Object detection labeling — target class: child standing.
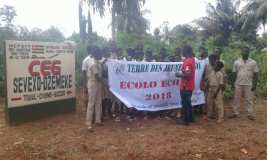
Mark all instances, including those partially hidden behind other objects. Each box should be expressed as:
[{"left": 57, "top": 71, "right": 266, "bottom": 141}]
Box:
[{"left": 207, "top": 61, "right": 225, "bottom": 123}]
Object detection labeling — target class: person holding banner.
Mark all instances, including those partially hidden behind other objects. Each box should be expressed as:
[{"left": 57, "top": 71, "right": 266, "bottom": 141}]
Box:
[
  {"left": 144, "top": 48, "right": 155, "bottom": 62},
  {"left": 127, "top": 47, "right": 146, "bottom": 121},
  {"left": 174, "top": 47, "right": 182, "bottom": 62},
  {"left": 82, "top": 46, "right": 95, "bottom": 111},
  {"left": 143, "top": 48, "right": 155, "bottom": 120},
  {"left": 101, "top": 48, "right": 113, "bottom": 119},
  {"left": 175, "top": 45, "right": 196, "bottom": 126},
  {"left": 168, "top": 47, "right": 181, "bottom": 63},
  {"left": 173, "top": 47, "right": 182, "bottom": 119},
  {"left": 156, "top": 47, "right": 171, "bottom": 119},
  {"left": 198, "top": 46, "right": 209, "bottom": 119},
  {"left": 83, "top": 47, "right": 103, "bottom": 131},
  {"left": 109, "top": 48, "right": 124, "bottom": 122},
  {"left": 157, "top": 47, "right": 169, "bottom": 62}
]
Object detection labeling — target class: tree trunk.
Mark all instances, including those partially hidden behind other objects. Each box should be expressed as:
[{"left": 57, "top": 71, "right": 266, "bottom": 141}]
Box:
[
  {"left": 79, "top": 0, "right": 86, "bottom": 43},
  {"left": 78, "top": 1, "right": 84, "bottom": 42},
  {"left": 111, "top": 3, "right": 116, "bottom": 41},
  {"left": 87, "top": 8, "right": 93, "bottom": 39}
]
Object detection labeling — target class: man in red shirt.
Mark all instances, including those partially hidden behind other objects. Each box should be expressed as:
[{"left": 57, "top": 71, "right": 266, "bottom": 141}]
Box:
[{"left": 176, "top": 45, "right": 196, "bottom": 125}]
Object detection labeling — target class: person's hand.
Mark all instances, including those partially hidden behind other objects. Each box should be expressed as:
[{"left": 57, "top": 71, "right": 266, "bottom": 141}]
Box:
[
  {"left": 221, "top": 84, "right": 226, "bottom": 91},
  {"left": 205, "top": 87, "right": 209, "bottom": 93},
  {"left": 175, "top": 72, "right": 182, "bottom": 77},
  {"left": 96, "top": 75, "right": 102, "bottom": 82},
  {"left": 103, "top": 58, "right": 108, "bottom": 64},
  {"left": 205, "top": 85, "right": 210, "bottom": 92},
  {"left": 200, "top": 83, "right": 206, "bottom": 91},
  {"left": 107, "top": 84, "right": 111, "bottom": 90},
  {"left": 231, "top": 84, "right": 235, "bottom": 90},
  {"left": 83, "top": 86, "right": 88, "bottom": 95}
]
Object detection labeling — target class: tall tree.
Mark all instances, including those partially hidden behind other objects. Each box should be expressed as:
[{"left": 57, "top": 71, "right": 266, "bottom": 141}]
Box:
[
  {"left": 87, "top": 0, "right": 149, "bottom": 40},
  {"left": 114, "top": 0, "right": 149, "bottom": 35},
  {"left": 111, "top": 1, "right": 116, "bottom": 40},
  {"left": 196, "top": 0, "right": 242, "bottom": 45},
  {"left": 87, "top": 7, "right": 93, "bottom": 38},
  {"left": 79, "top": 0, "right": 87, "bottom": 42},
  {"left": 170, "top": 24, "right": 197, "bottom": 43},
  {"left": 0, "top": 5, "right": 17, "bottom": 96},
  {"left": 242, "top": 0, "right": 267, "bottom": 33},
  {"left": 41, "top": 26, "right": 65, "bottom": 42},
  {"left": 0, "top": 5, "right": 17, "bottom": 28}
]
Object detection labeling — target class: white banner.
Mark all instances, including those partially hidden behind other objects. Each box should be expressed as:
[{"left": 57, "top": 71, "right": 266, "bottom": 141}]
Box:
[
  {"left": 6, "top": 40, "right": 76, "bottom": 108},
  {"left": 108, "top": 59, "right": 207, "bottom": 111}
]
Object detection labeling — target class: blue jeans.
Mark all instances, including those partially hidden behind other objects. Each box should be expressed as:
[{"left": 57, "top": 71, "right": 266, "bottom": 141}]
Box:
[{"left": 180, "top": 90, "right": 194, "bottom": 123}]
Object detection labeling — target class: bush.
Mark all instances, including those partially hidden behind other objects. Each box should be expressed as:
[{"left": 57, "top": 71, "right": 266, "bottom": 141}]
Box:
[
  {"left": 252, "top": 52, "right": 267, "bottom": 97},
  {"left": 1, "top": 30, "right": 267, "bottom": 99},
  {"left": 220, "top": 40, "right": 267, "bottom": 98},
  {"left": 75, "top": 43, "right": 87, "bottom": 87}
]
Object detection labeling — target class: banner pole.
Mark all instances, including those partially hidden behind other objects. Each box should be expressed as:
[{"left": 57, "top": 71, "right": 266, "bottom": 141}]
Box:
[{"left": 4, "top": 41, "right": 11, "bottom": 125}]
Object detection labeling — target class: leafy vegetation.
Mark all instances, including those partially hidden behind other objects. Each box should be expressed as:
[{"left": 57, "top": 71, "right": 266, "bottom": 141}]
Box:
[{"left": 1, "top": 0, "right": 267, "bottom": 97}]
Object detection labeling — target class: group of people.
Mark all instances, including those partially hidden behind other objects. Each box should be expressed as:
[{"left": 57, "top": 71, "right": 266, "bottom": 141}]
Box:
[{"left": 82, "top": 44, "right": 259, "bottom": 131}]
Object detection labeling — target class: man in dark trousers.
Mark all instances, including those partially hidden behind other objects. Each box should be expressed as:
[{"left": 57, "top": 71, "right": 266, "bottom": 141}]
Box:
[{"left": 176, "top": 45, "right": 196, "bottom": 126}]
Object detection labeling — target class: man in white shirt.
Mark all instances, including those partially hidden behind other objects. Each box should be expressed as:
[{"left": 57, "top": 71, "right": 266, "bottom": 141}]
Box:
[
  {"left": 197, "top": 46, "right": 209, "bottom": 119},
  {"left": 82, "top": 46, "right": 103, "bottom": 131},
  {"left": 82, "top": 47, "right": 94, "bottom": 111}
]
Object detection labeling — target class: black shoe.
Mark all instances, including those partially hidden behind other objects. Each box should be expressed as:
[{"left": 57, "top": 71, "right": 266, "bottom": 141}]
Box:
[
  {"left": 183, "top": 122, "right": 190, "bottom": 126},
  {"left": 87, "top": 126, "right": 94, "bottom": 132},
  {"left": 176, "top": 119, "right": 189, "bottom": 126},
  {"left": 96, "top": 122, "right": 104, "bottom": 126},
  {"left": 176, "top": 118, "right": 183, "bottom": 125},
  {"left": 229, "top": 114, "right": 238, "bottom": 119},
  {"left": 248, "top": 115, "right": 255, "bottom": 121},
  {"left": 208, "top": 116, "right": 216, "bottom": 119}
]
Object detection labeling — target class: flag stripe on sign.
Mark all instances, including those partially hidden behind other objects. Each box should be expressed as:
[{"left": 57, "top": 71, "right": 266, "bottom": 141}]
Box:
[
  {"left": 32, "top": 45, "right": 44, "bottom": 53},
  {"left": 11, "top": 97, "right": 22, "bottom": 101},
  {"left": 32, "top": 45, "right": 44, "bottom": 48},
  {"left": 67, "top": 91, "right": 72, "bottom": 95}
]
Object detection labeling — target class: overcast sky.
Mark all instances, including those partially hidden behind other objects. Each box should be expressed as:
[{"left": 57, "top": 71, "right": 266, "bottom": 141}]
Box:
[{"left": 0, "top": 0, "right": 215, "bottom": 38}]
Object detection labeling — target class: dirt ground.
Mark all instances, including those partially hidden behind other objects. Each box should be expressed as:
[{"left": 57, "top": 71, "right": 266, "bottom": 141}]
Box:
[{"left": 0, "top": 95, "right": 267, "bottom": 160}]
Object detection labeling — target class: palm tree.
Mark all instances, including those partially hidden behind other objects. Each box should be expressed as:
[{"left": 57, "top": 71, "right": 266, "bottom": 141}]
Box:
[
  {"left": 87, "top": 7, "right": 93, "bottom": 39},
  {"left": 242, "top": 0, "right": 267, "bottom": 33},
  {"left": 0, "top": 5, "right": 17, "bottom": 28},
  {"left": 87, "top": 0, "right": 149, "bottom": 40},
  {"left": 79, "top": 0, "right": 87, "bottom": 42},
  {"left": 196, "top": 0, "right": 242, "bottom": 45},
  {"left": 115, "top": 0, "right": 149, "bottom": 35}
]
